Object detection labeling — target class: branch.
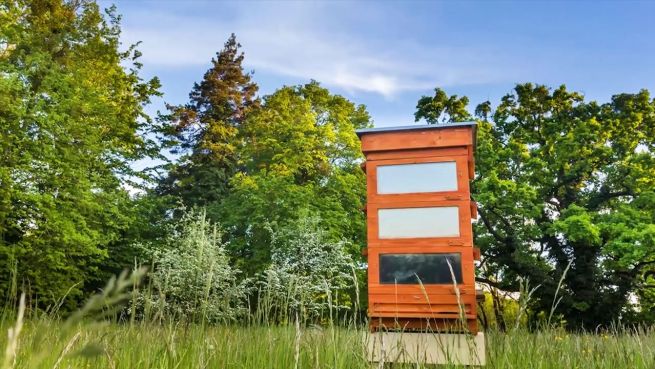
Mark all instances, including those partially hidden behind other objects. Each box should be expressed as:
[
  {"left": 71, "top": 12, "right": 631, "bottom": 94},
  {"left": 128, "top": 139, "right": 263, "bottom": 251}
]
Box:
[
  {"left": 634, "top": 259, "right": 655, "bottom": 271},
  {"left": 476, "top": 277, "right": 517, "bottom": 292},
  {"left": 587, "top": 189, "right": 633, "bottom": 210},
  {"left": 477, "top": 206, "right": 510, "bottom": 243},
  {"left": 478, "top": 255, "right": 490, "bottom": 270},
  {"left": 487, "top": 205, "right": 513, "bottom": 230}
]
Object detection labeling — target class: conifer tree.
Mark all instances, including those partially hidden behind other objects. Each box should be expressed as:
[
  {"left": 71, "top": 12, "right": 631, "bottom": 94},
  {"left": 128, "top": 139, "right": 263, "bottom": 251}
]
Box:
[{"left": 159, "top": 34, "right": 259, "bottom": 207}]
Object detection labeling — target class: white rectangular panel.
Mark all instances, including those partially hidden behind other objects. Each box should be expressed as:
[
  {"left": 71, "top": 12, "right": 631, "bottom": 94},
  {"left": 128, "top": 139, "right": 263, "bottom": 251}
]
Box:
[
  {"left": 377, "top": 162, "right": 457, "bottom": 194},
  {"left": 378, "top": 207, "right": 460, "bottom": 239}
]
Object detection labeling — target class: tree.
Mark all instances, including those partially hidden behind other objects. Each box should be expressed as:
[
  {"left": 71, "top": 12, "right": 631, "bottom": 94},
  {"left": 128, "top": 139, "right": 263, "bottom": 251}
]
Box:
[
  {"left": 416, "top": 84, "right": 655, "bottom": 329},
  {"left": 158, "top": 34, "right": 259, "bottom": 207},
  {"left": 95, "top": 191, "right": 177, "bottom": 289},
  {"left": 0, "top": 0, "right": 160, "bottom": 306},
  {"left": 216, "top": 82, "right": 371, "bottom": 275},
  {"left": 415, "top": 88, "right": 472, "bottom": 124}
]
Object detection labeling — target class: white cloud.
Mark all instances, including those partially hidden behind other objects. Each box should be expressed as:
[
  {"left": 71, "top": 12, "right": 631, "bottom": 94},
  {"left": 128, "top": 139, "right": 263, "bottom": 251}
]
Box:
[{"left": 119, "top": 2, "right": 527, "bottom": 97}]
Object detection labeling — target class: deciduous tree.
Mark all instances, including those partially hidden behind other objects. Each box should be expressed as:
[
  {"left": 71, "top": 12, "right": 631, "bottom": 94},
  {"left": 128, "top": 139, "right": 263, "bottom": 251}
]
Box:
[
  {"left": 216, "top": 82, "right": 371, "bottom": 275},
  {"left": 416, "top": 84, "right": 655, "bottom": 328},
  {"left": 0, "top": 0, "right": 160, "bottom": 306}
]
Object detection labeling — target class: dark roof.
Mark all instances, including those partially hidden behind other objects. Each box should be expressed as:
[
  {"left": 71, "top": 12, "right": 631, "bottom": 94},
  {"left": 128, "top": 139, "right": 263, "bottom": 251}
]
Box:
[{"left": 355, "top": 121, "right": 477, "bottom": 137}]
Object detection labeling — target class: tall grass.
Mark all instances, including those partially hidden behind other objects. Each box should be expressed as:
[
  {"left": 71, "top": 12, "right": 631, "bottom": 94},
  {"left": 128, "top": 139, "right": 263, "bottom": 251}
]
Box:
[
  {"left": 1, "top": 216, "right": 653, "bottom": 367},
  {"left": 1, "top": 319, "right": 654, "bottom": 368},
  {"left": 2, "top": 264, "right": 654, "bottom": 368},
  {"left": 2, "top": 266, "right": 654, "bottom": 369}
]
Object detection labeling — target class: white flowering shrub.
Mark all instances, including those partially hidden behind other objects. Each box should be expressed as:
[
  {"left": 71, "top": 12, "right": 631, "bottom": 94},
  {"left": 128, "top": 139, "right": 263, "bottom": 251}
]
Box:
[
  {"left": 142, "top": 210, "right": 248, "bottom": 323},
  {"left": 257, "top": 216, "right": 357, "bottom": 324}
]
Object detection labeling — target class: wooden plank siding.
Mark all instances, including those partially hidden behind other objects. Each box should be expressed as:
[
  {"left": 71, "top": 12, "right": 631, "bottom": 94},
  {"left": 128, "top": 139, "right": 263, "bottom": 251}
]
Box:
[{"left": 358, "top": 124, "right": 478, "bottom": 333}]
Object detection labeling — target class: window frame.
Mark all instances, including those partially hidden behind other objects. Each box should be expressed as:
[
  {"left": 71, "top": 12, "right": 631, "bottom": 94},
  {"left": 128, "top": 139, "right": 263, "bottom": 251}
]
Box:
[
  {"left": 366, "top": 246, "right": 476, "bottom": 292},
  {"left": 366, "top": 155, "right": 470, "bottom": 204},
  {"left": 377, "top": 206, "right": 461, "bottom": 239},
  {"left": 378, "top": 252, "right": 463, "bottom": 285},
  {"left": 367, "top": 200, "right": 473, "bottom": 246},
  {"left": 376, "top": 161, "right": 459, "bottom": 195}
]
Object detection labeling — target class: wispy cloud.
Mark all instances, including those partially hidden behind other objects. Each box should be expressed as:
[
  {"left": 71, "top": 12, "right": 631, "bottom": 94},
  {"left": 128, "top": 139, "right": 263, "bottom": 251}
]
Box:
[{"left": 119, "top": 2, "right": 527, "bottom": 98}]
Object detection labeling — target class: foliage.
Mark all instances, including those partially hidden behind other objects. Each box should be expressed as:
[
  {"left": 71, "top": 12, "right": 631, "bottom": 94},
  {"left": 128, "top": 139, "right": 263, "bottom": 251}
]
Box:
[
  {"left": 477, "top": 291, "right": 523, "bottom": 331},
  {"left": 416, "top": 84, "right": 655, "bottom": 329},
  {"left": 2, "top": 318, "right": 655, "bottom": 368},
  {"left": 158, "top": 34, "right": 260, "bottom": 207},
  {"left": 141, "top": 210, "right": 248, "bottom": 323},
  {"left": 257, "top": 216, "right": 357, "bottom": 324},
  {"left": 2, "top": 0, "right": 653, "bottom": 332},
  {"left": 215, "top": 82, "right": 371, "bottom": 275},
  {"left": 415, "top": 88, "right": 471, "bottom": 124},
  {"left": 94, "top": 192, "right": 177, "bottom": 289},
  {"left": 0, "top": 0, "right": 160, "bottom": 307}
]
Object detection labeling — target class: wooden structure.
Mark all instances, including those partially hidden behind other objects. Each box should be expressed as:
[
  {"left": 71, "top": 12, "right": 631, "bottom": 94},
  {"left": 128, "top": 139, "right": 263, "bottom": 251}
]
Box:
[{"left": 357, "top": 122, "right": 480, "bottom": 334}]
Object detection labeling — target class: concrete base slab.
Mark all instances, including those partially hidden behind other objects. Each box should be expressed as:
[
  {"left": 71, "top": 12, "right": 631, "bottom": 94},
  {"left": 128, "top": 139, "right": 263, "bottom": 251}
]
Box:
[{"left": 365, "top": 331, "right": 485, "bottom": 366}]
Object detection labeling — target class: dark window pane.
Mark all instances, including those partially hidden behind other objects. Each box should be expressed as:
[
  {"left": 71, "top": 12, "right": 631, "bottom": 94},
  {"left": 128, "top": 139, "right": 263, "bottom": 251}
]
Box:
[{"left": 379, "top": 253, "right": 462, "bottom": 284}]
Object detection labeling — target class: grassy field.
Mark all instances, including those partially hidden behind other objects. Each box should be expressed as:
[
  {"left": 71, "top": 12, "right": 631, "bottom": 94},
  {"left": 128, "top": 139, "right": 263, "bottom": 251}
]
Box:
[
  {"left": 1, "top": 272, "right": 653, "bottom": 368},
  {"left": 2, "top": 318, "right": 654, "bottom": 369}
]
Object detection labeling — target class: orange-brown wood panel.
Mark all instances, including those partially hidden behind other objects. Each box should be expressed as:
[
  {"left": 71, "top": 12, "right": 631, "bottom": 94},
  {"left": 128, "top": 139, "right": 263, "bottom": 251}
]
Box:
[
  {"left": 370, "top": 317, "right": 478, "bottom": 333},
  {"left": 467, "top": 144, "right": 475, "bottom": 179},
  {"left": 365, "top": 147, "right": 468, "bottom": 161},
  {"left": 369, "top": 285, "right": 477, "bottom": 295},
  {"left": 369, "top": 300, "right": 476, "bottom": 314},
  {"left": 366, "top": 244, "right": 475, "bottom": 252},
  {"left": 370, "top": 312, "right": 476, "bottom": 319},
  {"left": 370, "top": 293, "right": 476, "bottom": 305},
  {"left": 359, "top": 124, "right": 478, "bottom": 334},
  {"left": 372, "top": 303, "right": 471, "bottom": 314},
  {"left": 361, "top": 127, "right": 473, "bottom": 153}
]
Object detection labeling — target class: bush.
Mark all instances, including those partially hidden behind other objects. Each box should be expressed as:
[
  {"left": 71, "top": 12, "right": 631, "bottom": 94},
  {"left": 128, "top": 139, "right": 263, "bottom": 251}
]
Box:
[
  {"left": 256, "top": 216, "right": 357, "bottom": 324},
  {"left": 140, "top": 210, "right": 248, "bottom": 323}
]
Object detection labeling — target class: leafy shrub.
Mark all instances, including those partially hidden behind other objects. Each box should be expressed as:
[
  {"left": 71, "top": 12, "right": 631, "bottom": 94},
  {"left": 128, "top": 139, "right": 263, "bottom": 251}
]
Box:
[
  {"left": 140, "top": 210, "right": 248, "bottom": 323},
  {"left": 256, "top": 215, "right": 357, "bottom": 324}
]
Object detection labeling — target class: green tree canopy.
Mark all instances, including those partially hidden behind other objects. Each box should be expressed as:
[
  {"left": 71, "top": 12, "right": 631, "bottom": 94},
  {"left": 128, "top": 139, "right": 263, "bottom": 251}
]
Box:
[
  {"left": 0, "top": 0, "right": 160, "bottom": 306},
  {"left": 415, "top": 87, "right": 471, "bottom": 124},
  {"left": 215, "top": 82, "right": 371, "bottom": 275},
  {"left": 416, "top": 84, "right": 655, "bottom": 328}
]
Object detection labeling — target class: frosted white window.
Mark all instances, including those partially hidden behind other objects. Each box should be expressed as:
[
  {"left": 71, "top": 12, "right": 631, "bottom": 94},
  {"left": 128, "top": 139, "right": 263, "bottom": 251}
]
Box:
[
  {"left": 378, "top": 207, "right": 460, "bottom": 239},
  {"left": 377, "top": 162, "right": 457, "bottom": 194}
]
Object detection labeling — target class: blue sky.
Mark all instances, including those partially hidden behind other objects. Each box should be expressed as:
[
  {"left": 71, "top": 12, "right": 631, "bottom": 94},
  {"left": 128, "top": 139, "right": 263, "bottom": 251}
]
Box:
[{"left": 107, "top": 0, "right": 655, "bottom": 128}]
